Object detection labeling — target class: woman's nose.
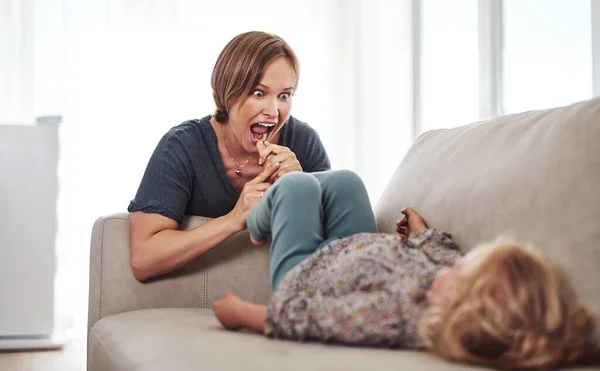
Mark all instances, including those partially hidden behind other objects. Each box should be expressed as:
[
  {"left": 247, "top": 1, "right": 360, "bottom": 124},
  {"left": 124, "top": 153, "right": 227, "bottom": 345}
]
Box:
[{"left": 262, "top": 98, "right": 278, "bottom": 118}]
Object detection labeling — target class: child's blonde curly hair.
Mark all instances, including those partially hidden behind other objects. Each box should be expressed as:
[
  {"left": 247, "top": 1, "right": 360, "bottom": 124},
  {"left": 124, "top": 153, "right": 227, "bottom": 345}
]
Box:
[{"left": 419, "top": 240, "right": 598, "bottom": 369}]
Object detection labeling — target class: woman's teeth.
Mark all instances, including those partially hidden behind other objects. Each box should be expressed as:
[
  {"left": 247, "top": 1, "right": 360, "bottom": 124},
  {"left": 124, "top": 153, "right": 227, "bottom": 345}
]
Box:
[{"left": 250, "top": 122, "right": 275, "bottom": 141}]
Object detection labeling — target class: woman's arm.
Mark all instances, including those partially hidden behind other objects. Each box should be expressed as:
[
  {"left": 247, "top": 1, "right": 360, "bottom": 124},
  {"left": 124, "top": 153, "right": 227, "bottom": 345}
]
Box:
[
  {"left": 129, "top": 160, "right": 280, "bottom": 282},
  {"left": 129, "top": 211, "right": 240, "bottom": 282}
]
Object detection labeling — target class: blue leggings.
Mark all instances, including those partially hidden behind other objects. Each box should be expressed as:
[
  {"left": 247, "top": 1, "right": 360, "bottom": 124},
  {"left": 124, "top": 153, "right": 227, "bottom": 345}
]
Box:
[{"left": 247, "top": 170, "right": 377, "bottom": 291}]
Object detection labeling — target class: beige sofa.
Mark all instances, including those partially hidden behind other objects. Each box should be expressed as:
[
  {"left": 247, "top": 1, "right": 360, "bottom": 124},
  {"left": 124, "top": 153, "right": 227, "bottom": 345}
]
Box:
[{"left": 87, "top": 98, "right": 600, "bottom": 371}]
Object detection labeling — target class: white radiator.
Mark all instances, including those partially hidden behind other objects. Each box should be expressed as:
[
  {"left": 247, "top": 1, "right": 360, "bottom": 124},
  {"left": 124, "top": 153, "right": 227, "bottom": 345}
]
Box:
[{"left": 0, "top": 117, "right": 64, "bottom": 349}]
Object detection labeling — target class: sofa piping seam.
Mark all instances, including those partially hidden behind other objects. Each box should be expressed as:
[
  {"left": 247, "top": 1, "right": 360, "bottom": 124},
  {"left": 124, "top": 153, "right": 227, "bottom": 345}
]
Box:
[
  {"left": 204, "top": 254, "right": 208, "bottom": 308},
  {"left": 97, "top": 217, "right": 105, "bottom": 324}
]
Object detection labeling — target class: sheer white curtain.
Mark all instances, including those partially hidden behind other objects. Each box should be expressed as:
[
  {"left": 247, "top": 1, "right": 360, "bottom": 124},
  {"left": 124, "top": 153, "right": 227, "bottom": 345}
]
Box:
[
  {"left": 313, "top": 0, "right": 415, "bottom": 201},
  {"left": 20, "top": 0, "right": 415, "bottom": 335},
  {"left": 0, "top": 0, "right": 66, "bottom": 124},
  {"left": 0, "top": 0, "right": 34, "bottom": 124}
]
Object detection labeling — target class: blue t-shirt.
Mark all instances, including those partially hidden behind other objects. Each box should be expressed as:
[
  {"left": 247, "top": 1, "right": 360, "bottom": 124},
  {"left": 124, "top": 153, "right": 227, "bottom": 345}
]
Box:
[{"left": 128, "top": 115, "right": 331, "bottom": 223}]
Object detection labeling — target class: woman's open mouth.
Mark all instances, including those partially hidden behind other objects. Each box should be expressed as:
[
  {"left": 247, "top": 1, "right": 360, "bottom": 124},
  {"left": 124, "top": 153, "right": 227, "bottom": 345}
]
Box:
[{"left": 249, "top": 122, "right": 276, "bottom": 143}]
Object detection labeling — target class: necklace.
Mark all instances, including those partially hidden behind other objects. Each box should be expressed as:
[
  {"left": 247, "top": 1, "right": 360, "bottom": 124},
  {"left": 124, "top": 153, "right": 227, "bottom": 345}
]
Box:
[{"left": 221, "top": 125, "right": 252, "bottom": 176}]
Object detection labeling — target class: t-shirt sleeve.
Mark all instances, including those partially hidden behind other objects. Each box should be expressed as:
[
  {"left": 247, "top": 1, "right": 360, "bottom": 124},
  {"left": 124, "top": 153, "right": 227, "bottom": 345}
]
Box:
[
  {"left": 300, "top": 125, "right": 331, "bottom": 173},
  {"left": 127, "top": 132, "right": 193, "bottom": 223}
]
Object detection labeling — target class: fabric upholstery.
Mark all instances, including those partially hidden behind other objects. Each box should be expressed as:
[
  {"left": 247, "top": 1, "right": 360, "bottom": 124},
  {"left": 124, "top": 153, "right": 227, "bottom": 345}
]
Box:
[
  {"left": 89, "top": 308, "right": 488, "bottom": 371},
  {"left": 375, "top": 97, "right": 600, "bottom": 342},
  {"left": 88, "top": 97, "right": 600, "bottom": 370},
  {"left": 87, "top": 214, "right": 271, "bottom": 333}
]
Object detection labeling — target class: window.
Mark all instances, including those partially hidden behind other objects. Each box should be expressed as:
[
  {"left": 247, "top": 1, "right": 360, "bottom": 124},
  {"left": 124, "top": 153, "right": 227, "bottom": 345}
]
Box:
[
  {"left": 420, "top": 0, "right": 480, "bottom": 133},
  {"left": 503, "top": 0, "right": 593, "bottom": 113},
  {"left": 419, "top": 0, "right": 594, "bottom": 134},
  {"left": 0, "top": 0, "right": 34, "bottom": 124}
]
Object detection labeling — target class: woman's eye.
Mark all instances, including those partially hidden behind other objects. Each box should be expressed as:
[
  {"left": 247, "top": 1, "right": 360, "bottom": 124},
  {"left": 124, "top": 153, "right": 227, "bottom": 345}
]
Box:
[
  {"left": 252, "top": 90, "right": 264, "bottom": 98},
  {"left": 280, "top": 93, "right": 290, "bottom": 100}
]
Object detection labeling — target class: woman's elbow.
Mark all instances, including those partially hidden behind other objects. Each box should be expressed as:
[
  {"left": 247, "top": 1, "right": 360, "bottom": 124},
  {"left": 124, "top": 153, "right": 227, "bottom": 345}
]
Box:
[{"left": 130, "top": 245, "right": 153, "bottom": 282}]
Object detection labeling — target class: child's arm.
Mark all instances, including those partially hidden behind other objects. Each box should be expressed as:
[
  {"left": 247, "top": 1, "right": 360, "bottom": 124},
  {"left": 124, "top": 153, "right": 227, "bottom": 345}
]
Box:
[
  {"left": 407, "top": 229, "right": 461, "bottom": 265},
  {"left": 397, "top": 207, "right": 461, "bottom": 265}
]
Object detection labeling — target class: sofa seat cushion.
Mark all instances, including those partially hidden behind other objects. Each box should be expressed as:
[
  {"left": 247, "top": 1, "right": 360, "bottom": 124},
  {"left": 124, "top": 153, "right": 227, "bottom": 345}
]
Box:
[{"left": 89, "top": 308, "right": 489, "bottom": 371}]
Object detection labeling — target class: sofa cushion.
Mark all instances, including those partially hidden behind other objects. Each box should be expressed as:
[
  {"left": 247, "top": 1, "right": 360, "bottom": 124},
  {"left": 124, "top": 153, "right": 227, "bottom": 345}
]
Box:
[
  {"left": 88, "top": 308, "right": 491, "bottom": 371},
  {"left": 375, "top": 97, "right": 600, "bottom": 342},
  {"left": 88, "top": 214, "right": 272, "bottom": 333}
]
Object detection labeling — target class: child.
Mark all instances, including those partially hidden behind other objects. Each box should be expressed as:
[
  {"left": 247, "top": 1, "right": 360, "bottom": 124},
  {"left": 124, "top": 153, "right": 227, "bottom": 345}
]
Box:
[{"left": 213, "top": 170, "right": 596, "bottom": 369}]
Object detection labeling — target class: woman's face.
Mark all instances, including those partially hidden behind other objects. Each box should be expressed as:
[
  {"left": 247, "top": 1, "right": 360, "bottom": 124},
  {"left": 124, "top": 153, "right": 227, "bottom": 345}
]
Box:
[{"left": 227, "top": 56, "right": 296, "bottom": 153}]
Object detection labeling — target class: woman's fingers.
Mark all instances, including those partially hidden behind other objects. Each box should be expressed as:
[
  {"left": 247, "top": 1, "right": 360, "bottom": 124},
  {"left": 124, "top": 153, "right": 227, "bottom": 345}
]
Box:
[
  {"left": 252, "top": 182, "right": 271, "bottom": 191},
  {"left": 262, "top": 153, "right": 288, "bottom": 168},
  {"left": 257, "top": 141, "right": 290, "bottom": 166},
  {"left": 247, "top": 160, "right": 281, "bottom": 185},
  {"left": 236, "top": 182, "right": 272, "bottom": 222},
  {"left": 256, "top": 141, "right": 302, "bottom": 184},
  {"left": 268, "top": 158, "right": 302, "bottom": 182},
  {"left": 251, "top": 183, "right": 270, "bottom": 199},
  {"left": 243, "top": 182, "right": 271, "bottom": 203}
]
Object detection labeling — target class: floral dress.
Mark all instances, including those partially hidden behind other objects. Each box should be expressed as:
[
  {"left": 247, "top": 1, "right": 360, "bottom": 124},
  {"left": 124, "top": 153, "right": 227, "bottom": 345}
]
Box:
[{"left": 264, "top": 229, "right": 461, "bottom": 348}]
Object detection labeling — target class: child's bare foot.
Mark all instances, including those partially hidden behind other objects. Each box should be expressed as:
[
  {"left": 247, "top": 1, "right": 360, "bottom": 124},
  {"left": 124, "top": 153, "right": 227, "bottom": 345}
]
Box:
[
  {"left": 250, "top": 235, "right": 267, "bottom": 247},
  {"left": 213, "top": 291, "right": 245, "bottom": 330}
]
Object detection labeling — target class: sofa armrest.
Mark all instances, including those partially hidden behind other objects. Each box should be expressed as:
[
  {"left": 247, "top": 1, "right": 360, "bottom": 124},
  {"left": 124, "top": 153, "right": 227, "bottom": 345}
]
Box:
[{"left": 87, "top": 213, "right": 271, "bottom": 333}]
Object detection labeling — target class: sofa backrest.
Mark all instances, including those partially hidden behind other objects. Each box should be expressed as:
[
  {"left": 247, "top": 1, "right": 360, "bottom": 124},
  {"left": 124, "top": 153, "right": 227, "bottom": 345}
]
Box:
[
  {"left": 88, "top": 214, "right": 271, "bottom": 332},
  {"left": 375, "top": 97, "right": 600, "bottom": 341}
]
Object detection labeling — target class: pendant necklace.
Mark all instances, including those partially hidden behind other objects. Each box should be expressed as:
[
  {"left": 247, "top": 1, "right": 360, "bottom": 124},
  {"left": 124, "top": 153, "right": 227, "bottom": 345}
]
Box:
[{"left": 221, "top": 125, "right": 252, "bottom": 176}]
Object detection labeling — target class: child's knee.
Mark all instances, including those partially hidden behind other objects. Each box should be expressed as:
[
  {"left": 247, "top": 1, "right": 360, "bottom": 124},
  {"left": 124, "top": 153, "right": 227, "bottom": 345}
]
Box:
[
  {"left": 336, "top": 169, "right": 363, "bottom": 184},
  {"left": 273, "top": 172, "right": 320, "bottom": 197},
  {"left": 326, "top": 169, "right": 366, "bottom": 193}
]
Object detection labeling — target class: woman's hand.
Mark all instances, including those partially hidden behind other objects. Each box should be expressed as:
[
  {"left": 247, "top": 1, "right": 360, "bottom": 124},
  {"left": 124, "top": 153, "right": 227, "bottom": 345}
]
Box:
[
  {"left": 226, "top": 161, "right": 280, "bottom": 231},
  {"left": 257, "top": 141, "right": 302, "bottom": 183},
  {"left": 396, "top": 207, "right": 429, "bottom": 241}
]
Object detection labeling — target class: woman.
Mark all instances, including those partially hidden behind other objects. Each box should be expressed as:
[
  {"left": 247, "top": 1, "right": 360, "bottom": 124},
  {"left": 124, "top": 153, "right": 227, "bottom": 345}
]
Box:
[
  {"left": 214, "top": 170, "right": 596, "bottom": 370},
  {"left": 127, "top": 31, "right": 330, "bottom": 281}
]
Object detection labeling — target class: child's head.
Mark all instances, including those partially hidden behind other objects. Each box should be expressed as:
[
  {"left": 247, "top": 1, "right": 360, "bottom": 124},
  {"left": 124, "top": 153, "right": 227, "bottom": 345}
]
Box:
[{"left": 419, "top": 240, "right": 597, "bottom": 369}]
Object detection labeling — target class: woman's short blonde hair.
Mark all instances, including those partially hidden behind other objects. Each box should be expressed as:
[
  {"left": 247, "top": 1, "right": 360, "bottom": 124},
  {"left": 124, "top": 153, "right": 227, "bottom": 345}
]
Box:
[
  {"left": 211, "top": 31, "right": 299, "bottom": 123},
  {"left": 419, "top": 240, "right": 597, "bottom": 369}
]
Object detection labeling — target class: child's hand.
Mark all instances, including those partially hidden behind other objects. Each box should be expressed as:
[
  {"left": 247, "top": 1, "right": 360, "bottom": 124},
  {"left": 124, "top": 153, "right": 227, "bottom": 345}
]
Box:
[{"left": 396, "top": 207, "right": 429, "bottom": 241}]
